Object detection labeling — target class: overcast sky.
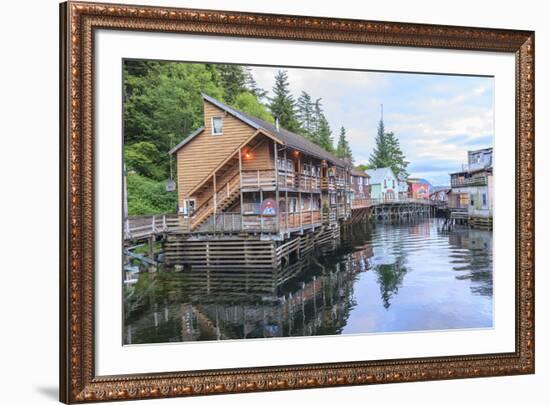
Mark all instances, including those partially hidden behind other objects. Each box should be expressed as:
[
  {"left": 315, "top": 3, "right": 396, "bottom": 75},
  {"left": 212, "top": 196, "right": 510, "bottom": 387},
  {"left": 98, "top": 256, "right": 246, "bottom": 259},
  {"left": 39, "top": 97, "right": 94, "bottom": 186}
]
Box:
[{"left": 248, "top": 66, "right": 494, "bottom": 186}]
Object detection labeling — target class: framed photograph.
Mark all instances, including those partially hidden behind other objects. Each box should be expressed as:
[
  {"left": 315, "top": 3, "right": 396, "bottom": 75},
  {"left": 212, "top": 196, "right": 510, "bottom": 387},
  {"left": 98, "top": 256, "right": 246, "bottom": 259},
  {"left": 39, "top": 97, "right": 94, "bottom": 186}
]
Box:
[{"left": 60, "top": 1, "right": 535, "bottom": 402}]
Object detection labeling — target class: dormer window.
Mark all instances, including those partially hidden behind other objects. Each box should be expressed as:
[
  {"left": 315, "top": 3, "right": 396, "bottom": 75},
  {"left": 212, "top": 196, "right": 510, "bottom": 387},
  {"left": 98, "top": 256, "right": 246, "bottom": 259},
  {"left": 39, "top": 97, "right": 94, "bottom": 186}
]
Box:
[{"left": 211, "top": 117, "right": 223, "bottom": 135}]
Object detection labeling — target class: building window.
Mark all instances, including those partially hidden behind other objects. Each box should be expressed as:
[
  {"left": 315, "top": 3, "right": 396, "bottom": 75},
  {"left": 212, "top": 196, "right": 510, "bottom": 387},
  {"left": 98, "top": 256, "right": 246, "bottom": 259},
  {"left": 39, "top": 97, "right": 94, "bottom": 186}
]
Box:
[
  {"left": 182, "top": 199, "right": 196, "bottom": 216},
  {"left": 470, "top": 195, "right": 474, "bottom": 207},
  {"left": 211, "top": 117, "right": 223, "bottom": 135},
  {"left": 482, "top": 193, "right": 487, "bottom": 206},
  {"left": 384, "top": 179, "right": 387, "bottom": 188},
  {"left": 289, "top": 198, "right": 297, "bottom": 213}
]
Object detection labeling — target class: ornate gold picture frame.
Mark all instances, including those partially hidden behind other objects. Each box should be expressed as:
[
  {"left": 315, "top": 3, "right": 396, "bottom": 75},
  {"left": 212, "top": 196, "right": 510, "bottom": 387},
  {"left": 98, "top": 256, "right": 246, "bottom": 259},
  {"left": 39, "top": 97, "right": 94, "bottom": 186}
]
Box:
[{"left": 60, "top": 1, "right": 535, "bottom": 402}]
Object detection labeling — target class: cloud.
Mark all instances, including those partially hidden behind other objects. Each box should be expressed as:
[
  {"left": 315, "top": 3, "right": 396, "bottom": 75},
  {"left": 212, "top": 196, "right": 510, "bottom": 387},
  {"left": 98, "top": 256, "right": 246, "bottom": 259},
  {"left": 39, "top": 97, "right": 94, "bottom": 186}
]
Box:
[{"left": 246, "top": 66, "right": 494, "bottom": 185}]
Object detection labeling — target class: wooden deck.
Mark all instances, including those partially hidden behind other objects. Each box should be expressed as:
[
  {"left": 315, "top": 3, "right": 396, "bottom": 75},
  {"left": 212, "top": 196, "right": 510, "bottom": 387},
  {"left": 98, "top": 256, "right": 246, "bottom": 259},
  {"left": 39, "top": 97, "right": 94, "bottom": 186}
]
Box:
[{"left": 124, "top": 214, "right": 179, "bottom": 241}]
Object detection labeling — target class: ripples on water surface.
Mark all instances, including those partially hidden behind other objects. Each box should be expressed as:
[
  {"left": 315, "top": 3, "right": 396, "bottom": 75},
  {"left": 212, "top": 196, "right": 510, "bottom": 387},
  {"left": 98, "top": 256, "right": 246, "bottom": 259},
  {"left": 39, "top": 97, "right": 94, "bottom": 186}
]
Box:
[{"left": 124, "top": 218, "right": 493, "bottom": 344}]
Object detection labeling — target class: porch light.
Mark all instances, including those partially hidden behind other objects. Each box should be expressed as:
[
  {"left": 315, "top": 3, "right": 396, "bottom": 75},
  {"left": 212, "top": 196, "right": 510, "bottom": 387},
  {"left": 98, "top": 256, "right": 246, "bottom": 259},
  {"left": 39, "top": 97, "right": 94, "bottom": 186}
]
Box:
[{"left": 245, "top": 151, "right": 253, "bottom": 159}]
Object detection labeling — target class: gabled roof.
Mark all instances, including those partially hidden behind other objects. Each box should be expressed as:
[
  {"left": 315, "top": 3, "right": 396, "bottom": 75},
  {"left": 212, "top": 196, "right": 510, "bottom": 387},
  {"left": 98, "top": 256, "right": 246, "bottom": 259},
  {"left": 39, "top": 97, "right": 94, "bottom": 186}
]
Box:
[
  {"left": 407, "top": 177, "right": 431, "bottom": 185},
  {"left": 351, "top": 167, "right": 369, "bottom": 177},
  {"left": 170, "top": 94, "right": 348, "bottom": 168},
  {"left": 365, "top": 167, "right": 396, "bottom": 185},
  {"left": 168, "top": 127, "right": 204, "bottom": 155}
]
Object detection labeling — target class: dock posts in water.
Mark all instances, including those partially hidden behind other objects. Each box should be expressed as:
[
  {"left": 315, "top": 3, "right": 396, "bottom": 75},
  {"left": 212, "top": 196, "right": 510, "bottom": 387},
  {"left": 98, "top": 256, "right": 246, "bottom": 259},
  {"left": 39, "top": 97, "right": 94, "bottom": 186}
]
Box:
[
  {"left": 147, "top": 235, "right": 154, "bottom": 259},
  {"left": 164, "top": 225, "right": 340, "bottom": 269}
]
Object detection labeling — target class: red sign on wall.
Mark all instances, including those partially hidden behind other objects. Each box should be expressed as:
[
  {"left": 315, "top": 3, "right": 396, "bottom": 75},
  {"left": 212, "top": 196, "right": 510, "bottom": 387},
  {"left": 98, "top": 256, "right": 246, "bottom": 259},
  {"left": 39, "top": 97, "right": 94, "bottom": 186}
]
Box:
[{"left": 260, "top": 198, "right": 277, "bottom": 216}]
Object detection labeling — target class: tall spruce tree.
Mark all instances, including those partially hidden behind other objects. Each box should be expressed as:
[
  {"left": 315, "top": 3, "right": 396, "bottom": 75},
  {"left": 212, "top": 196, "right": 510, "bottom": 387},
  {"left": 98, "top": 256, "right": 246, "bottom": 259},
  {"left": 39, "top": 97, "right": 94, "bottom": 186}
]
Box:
[
  {"left": 369, "top": 118, "right": 392, "bottom": 168},
  {"left": 268, "top": 70, "right": 301, "bottom": 132},
  {"left": 296, "top": 91, "right": 315, "bottom": 138},
  {"left": 310, "top": 98, "right": 334, "bottom": 152},
  {"left": 368, "top": 117, "right": 408, "bottom": 177},
  {"left": 216, "top": 64, "right": 248, "bottom": 104},
  {"left": 311, "top": 98, "right": 323, "bottom": 136},
  {"left": 316, "top": 116, "right": 334, "bottom": 153},
  {"left": 385, "top": 131, "right": 409, "bottom": 177},
  {"left": 244, "top": 67, "right": 268, "bottom": 101},
  {"left": 336, "top": 126, "right": 353, "bottom": 162}
]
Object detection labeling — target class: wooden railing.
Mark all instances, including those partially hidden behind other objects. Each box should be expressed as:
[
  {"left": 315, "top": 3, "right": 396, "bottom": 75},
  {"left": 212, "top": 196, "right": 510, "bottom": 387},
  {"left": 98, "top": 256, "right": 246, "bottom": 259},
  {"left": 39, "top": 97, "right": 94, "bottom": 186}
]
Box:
[
  {"left": 189, "top": 172, "right": 241, "bottom": 230},
  {"left": 242, "top": 215, "right": 277, "bottom": 232},
  {"left": 214, "top": 173, "right": 240, "bottom": 207},
  {"left": 241, "top": 169, "right": 277, "bottom": 189},
  {"left": 321, "top": 178, "right": 336, "bottom": 191},
  {"left": 196, "top": 212, "right": 242, "bottom": 233},
  {"left": 296, "top": 174, "right": 321, "bottom": 192},
  {"left": 277, "top": 171, "right": 295, "bottom": 189},
  {"left": 124, "top": 214, "right": 177, "bottom": 240},
  {"left": 451, "top": 176, "right": 488, "bottom": 187},
  {"left": 279, "top": 211, "right": 322, "bottom": 230},
  {"left": 351, "top": 198, "right": 370, "bottom": 209},
  {"left": 335, "top": 177, "right": 346, "bottom": 189}
]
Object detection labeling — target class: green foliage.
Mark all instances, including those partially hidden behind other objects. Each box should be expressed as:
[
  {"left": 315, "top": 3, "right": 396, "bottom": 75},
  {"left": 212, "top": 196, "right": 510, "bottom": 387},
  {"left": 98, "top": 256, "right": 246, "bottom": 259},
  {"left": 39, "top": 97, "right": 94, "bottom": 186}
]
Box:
[
  {"left": 368, "top": 119, "right": 408, "bottom": 177},
  {"left": 358, "top": 163, "right": 375, "bottom": 172},
  {"left": 232, "top": 92, "right": 274, "bottom": 123},
  {"left": 124, "top": 141, "right": 165, "bottom": 180},
  {"left": 315, "top": 113, "right": 334, "bottom": 153},
  {"left": 310, "top": 99, "right": 334, "bottom": 153},
  {"left": 215, "top": 64, "right": 248, "bottom": 104},
  {"left": 124, "top": 60, "right": 269, "bottom": 215},
  {"left": 244, "top": 67, "right": 268, "bottom": 100},
  {"left": 126, "top": 173, "right": 177, "bottom": 215},
  {"left": 336, "top": 126, "right": 353, "bottom": 162},
  {"left": 296, "top": 91, "right": 315, "bottom": 138},
  {"left": 124, "top": 60, "right": 225, "bottom": 167},
  {"left": 268, "top": 70, "right": 301, "bottom": 133}
]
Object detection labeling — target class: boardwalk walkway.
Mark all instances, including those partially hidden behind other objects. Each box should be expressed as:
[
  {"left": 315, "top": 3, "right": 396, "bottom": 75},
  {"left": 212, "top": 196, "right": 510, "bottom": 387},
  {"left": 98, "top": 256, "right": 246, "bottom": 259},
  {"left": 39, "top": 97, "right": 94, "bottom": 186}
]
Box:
[{"left": 124, "top": 214, "right": 179, "bottom": 241}]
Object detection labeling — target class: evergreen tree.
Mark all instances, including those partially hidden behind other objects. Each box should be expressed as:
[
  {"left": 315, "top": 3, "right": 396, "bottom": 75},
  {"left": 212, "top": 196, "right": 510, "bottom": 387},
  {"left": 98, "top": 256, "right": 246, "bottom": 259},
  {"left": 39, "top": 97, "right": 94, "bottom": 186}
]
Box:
[
  {"left": 336, "top": 126, "right": 353, "bottom": 162},
  {"left": 368, "top": 119, "right": 392, "bottom": 168},
  {"left": 216, "top": 64, "right": 248, "bottom": 104},
  {"left": 244, "top": 67, "right": 268, "bottom": 100},
  {"left": 368, "top": 118, "right": 409, "bottom": 177},
  {"left": 312, "top": 98, "right": 323, "bottom": 136},
  {"left": 385, "top": 131, "right": 409, "bottom": 177},
  {"left": 296, "top": 91, "right": 315, "bottom": 138},
  {"left": 309, "top": 98, "right": 334, "bottom": 152},
  {"left": 316, "top": 114, "right": 334, "bottom": 153},
  {"left": 268, "top": 70, "right": 301, "bottom": 132}
]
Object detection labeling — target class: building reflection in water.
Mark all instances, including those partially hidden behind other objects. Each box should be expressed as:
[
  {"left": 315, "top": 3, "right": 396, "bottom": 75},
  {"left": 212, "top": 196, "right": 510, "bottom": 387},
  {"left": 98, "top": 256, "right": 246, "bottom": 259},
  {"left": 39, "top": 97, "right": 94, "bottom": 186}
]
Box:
[{"left": 124, "top": 219, "right": 493, "bottom": 344}]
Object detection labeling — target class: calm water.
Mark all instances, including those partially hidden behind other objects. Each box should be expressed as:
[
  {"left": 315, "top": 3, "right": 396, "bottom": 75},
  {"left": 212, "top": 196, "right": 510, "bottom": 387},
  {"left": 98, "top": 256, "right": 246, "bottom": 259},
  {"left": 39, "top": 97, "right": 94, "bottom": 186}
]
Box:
[{"left": 124, "top": 218, "right": 493, "bottom": 344}]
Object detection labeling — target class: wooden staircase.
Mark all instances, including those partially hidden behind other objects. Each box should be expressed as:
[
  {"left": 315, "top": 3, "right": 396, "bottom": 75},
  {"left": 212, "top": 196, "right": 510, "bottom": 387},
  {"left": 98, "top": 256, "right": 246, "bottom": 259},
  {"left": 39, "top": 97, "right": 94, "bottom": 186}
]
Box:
[{"left": 190, "top": 173, "right": 241, "bottom": 231}]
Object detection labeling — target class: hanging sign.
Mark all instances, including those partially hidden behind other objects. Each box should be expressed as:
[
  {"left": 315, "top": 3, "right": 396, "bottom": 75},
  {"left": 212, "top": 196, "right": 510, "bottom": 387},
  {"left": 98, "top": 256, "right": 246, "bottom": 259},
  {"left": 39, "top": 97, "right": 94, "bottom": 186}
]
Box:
[{"left": 165, "top": 179, "right": 176, "bottom": 192}]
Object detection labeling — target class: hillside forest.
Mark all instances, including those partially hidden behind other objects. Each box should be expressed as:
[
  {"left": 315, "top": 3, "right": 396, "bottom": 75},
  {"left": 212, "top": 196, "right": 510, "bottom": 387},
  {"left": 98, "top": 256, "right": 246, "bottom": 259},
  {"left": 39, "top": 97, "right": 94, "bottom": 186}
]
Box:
[{"left": 123, "top": 60, "right": 408, "bottom": 215}]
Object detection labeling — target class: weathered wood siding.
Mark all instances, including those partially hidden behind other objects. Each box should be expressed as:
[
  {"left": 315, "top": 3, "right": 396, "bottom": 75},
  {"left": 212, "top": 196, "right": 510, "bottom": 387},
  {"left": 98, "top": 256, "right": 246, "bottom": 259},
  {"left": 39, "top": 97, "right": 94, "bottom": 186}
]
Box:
[
  {"left": 242, "top": 138, "right": 275, "bottom": 171},
  {"left": 176, "top": 101, "right": 256, "bottom": 203}
]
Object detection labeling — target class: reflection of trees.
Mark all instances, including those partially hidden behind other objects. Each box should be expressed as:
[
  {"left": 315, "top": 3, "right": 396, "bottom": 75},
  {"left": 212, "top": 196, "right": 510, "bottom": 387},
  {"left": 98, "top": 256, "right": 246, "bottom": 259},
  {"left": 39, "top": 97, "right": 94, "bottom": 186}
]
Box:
[{"left": 373, "top": 256, "right": 408, "bottom": 309}]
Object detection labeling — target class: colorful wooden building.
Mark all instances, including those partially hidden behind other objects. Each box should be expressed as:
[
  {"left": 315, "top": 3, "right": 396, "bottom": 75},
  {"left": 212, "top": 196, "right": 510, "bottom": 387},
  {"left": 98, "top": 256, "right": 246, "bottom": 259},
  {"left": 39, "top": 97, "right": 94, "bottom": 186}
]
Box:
[
  {"left": 407, "top": 178, "right": 431, "bottom": 200},
  {"left": 449, "top": 147, "right": 493, "bottom": 228},
  {"left": 397, "top": 174, "right": 409, "bottom": 199},
  {"left": 349, "top": 167, "right": 370, "bottom": 208},
  {"left": 430, "top": 187, "right": 450, "bottom": 203},
  {"left": 365, "top": 167, "right": 398, "bottom": 201},
  {"left": 169, "top": 94, "right": 352, "bottom": 240}
]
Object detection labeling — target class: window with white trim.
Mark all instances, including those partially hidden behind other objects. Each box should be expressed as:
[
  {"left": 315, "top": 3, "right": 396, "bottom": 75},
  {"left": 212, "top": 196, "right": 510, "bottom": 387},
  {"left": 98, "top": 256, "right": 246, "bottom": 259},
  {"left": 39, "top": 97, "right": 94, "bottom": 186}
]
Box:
[
  {"left": 181, "top": 199, "right": 196, "bottom": 216},
  {"left": 211, "top": 117, "right": 223, "bottom": 135}
]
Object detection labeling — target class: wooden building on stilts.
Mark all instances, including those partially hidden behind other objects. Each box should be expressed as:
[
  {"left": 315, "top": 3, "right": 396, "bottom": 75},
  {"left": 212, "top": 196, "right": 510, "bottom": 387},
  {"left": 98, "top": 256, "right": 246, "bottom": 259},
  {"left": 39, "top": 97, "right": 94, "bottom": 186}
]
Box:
[{"left": 165, "top": 94, "right": 354, "bottom": 269}]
